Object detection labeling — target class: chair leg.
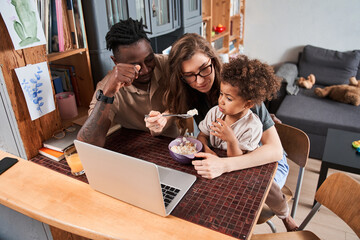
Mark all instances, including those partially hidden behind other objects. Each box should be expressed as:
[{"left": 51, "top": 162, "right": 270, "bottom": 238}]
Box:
[
  {"left": 291, "top": 167, "right": 305, "bottom": 218},
  {"left": 298, "top": 202, "right": 322, "bottom": 230},
  {"left": 266, "top": 220, "right": 277, "bottom": 233}
]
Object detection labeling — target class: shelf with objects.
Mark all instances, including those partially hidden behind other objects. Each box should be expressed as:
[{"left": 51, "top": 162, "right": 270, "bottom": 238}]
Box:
[
  {"left": 44, "top": 0, "right": 95, "bottom": 160},
  {"left": 45, "top": 0, "right": 94, "bottom": 120},
  {"left": 201, "top": 0, "right": 245, "bottom": 56},
  {"left": 0, "top": 0, "right": 94, "bottom": 159}
]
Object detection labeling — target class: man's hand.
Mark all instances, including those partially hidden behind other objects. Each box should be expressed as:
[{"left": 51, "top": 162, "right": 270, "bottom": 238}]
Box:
[
  {"left": 145, "top": 110, "right": 168, "bottom": 135},
  {"left": 102, "top": 64, "right": 141, "bottom": 96},
  {"left": 192, "top": 152, "right": 228, "bottom": 179}
]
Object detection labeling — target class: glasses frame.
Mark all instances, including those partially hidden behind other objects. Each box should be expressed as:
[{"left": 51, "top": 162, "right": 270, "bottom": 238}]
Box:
[
  {"left": 52, "top": 124, "right": 77, "bottom": 139},
  {"left": 181, "top": 59, "right": 213, "bottom": 85}
]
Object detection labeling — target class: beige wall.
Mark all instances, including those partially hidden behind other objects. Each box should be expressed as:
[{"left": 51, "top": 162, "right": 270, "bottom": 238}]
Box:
[{"left": 244, "top": 0, "right": 360, "bottom": 66}]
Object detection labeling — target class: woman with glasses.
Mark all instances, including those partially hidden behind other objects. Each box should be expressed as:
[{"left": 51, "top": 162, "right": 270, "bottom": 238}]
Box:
[
  {"left": 145, "top": 33, "right": 298, "bottom": 231},
  {"left": 145, "top": 33, "right": 221, "bottom": 133}
]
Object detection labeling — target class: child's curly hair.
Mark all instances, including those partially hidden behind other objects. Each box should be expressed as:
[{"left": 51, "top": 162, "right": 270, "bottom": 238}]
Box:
[{"left": 221, "top": 55, "right": 281, "bottom": 105}]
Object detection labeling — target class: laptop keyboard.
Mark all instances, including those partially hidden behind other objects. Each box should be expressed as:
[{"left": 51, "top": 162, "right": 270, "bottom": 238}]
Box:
[{"left": 161, "top": 183, "right": 180, "bottom": 207}]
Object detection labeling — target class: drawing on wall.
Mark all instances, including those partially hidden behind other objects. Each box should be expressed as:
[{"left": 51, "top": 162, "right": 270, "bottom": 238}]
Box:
[
  {"left": 15, "top": 62, "right": 55, "bottom": 121},
  {"left": 0, "top": 0, "right": 46, "bottom": 50}
]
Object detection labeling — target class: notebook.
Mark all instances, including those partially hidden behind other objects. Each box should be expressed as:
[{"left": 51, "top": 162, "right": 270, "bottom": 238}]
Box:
[
  {"left": 74, "top": 140, "right": 197, "bottom": 217},
  {"left": 43, "top": 124, "right": 81, "bottom": 152}
]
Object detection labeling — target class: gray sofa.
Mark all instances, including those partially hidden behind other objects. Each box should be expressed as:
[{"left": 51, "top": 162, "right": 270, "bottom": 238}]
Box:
[{"left": 273, "top": 45, "right": 360, "bottom": 159}]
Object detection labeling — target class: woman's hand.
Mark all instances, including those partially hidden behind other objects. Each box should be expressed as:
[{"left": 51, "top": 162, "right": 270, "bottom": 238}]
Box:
[
  {"left": 210, "top": 118, "right": 237, "bottom": 144},
  {"left": 145, "top": 110, "right": 167, "bottom": 135},
  {"left": 192, "top": 152, "right": 228, "bottom": 179},
  {"left": 270, "top": 114, "right": 282, "bottom": 124}
]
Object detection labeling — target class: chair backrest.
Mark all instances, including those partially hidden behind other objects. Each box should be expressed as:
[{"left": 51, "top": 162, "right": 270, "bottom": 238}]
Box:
[
  {"left": 275, "top": 123, "right": 309, "bottom": 168},
  {"left": 275, "top": 122, "right": 310, "bottom": 218},
  {"left": 315, "top": 172, "right": 360, "bottom": 237}
]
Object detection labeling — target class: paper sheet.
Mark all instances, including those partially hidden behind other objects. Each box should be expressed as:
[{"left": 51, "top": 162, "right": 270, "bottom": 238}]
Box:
[
  {"left": 0, "top": 0, "right": 46, "bottom": 50},
  {"left": 15, "top": 62, "right": 55, "bottom": 121}
]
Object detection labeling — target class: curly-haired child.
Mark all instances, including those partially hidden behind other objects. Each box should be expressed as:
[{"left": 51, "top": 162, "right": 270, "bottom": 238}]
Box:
[
  {"left": 198, "top": 55, "right": 281, "bottom": 156},
  {"left": 197, "top": 55, "right": 298, "bottom": 231}
]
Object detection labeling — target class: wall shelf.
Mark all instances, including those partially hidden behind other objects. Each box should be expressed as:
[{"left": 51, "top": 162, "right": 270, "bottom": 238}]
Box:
[
  {"left": 47, "top": 48, "right": 87, "bottom": 62},
  {"left": 211, "top": 32, "right": 229, "bottom": 41},
  {"left": 0, "top": 0, "right": 94, "bottom": 159},
  {"left": 202, "top": 16, "right": 211, "bottom": 21},
  {"left": 202, "top": 0, "right": 245, "bottom": 54}
]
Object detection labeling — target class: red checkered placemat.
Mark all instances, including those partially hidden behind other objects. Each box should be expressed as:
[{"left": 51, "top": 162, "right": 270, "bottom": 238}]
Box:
[{"left": 31, "top": 128, "right": 276, "bottom": 240}]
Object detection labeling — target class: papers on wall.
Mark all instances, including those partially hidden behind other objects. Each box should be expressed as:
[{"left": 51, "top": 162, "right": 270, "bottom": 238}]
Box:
[
  {"left": 0, "top": 0, "right": 46, "bottom": 50},
  {"left": 15, "top": 62, "right": 55, "bottom": 121}
]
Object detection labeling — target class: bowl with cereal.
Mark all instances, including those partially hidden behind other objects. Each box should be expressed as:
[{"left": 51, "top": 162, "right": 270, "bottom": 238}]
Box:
[{"left": 168, "top": 137, "right": 203, "bottom": 164}]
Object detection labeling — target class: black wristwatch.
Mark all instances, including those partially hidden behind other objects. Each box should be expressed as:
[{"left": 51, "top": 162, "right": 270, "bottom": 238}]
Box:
[{"left": 96, "top": 89, "right": 114, "bottom": 104}]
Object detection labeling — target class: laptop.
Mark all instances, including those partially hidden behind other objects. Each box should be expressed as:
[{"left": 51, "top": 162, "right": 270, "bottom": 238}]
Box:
[{"left": 74, "top": 140, "right": 196, "bottom": 217}]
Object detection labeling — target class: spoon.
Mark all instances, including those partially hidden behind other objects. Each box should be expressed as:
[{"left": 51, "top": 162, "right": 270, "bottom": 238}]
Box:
[{"left": 144, "top": 113, "right": 193, "bottom": 119}]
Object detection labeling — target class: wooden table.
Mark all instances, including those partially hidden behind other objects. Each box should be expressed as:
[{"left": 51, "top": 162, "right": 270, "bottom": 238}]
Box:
[{"left": 1, "top": 128, "right": 277, "bottom": 240}]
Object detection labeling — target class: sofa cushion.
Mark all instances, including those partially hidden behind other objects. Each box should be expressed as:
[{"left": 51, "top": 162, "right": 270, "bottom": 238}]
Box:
[
  {"left": 299, "top": 45, "right": 360, "bottom": 86},
  {"left": 276, "top": 86, "right": 360, "bottom": 137},
  {"left": 276, "top": 62, "right": 299, "bottom": 95}
]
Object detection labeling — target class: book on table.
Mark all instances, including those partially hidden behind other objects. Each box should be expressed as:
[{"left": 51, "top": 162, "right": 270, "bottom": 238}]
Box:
[
  {"left": 39, "top": 147, "right": 65, "bottom": 161},
  {"left": 43, "top": 124, "right": 81, "bottom": 152}
]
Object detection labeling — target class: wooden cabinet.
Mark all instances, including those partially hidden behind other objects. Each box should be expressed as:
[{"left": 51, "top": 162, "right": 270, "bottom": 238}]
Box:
[
  {"left": 104, "top": 0, "right": 181, "bottom": 38},
  {"left": 0, "top": 0, "right": 94, "bottom": 159},
  {"left": 83, "top": 0, "right": 203, "bottom": 83},
  {"left": 183, "top": 0, "right": 203, "bottom": 26},
  {"left": 202, "top": 0, "right": 245, "bottom": 54},
  {"left": 47, "top": 48, "right": 94, "bottom": 110}
]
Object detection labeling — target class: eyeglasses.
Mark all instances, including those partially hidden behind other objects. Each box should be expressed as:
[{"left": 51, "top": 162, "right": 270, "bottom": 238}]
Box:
[
  {"left": 53, "top": 124, "right": 77, "bottom": 139},
  {"left": 181, "top": 59, "right": 213, "bottom": 84}
]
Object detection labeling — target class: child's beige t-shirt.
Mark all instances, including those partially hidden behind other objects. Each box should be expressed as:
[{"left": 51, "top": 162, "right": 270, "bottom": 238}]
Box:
[{"left": 198, "top": 105, "right": 263, "bottom": 151}]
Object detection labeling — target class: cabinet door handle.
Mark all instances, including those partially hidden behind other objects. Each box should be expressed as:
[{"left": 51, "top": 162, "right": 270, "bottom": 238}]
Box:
[{"left": 152, "top": 2, "right": 157, "bottom": 17}]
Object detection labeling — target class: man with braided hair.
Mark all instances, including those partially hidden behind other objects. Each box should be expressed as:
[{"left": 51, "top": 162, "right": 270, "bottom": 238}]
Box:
[{"left": 77, "top": 18, "right": 178, "bottom": 146}]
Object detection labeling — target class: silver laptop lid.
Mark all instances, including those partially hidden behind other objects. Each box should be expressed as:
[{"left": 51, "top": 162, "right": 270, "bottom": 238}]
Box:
[{"left": 74, "top": 140, "right": 167, "bottom": 216}]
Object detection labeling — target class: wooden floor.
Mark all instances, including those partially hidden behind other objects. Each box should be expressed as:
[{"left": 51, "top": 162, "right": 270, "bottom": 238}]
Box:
[{"left": 252, "top": 158, "right": 359, "bottom": 240}]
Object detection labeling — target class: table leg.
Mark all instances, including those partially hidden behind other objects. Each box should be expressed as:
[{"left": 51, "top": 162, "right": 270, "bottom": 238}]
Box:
[{"left": 313, "top": 162, "right": 328, "bottom": 206}]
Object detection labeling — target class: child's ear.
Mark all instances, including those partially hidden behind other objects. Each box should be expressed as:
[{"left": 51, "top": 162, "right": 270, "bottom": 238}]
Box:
[{"left": 245, "top": 100, "right": 255, "bottom": 109}]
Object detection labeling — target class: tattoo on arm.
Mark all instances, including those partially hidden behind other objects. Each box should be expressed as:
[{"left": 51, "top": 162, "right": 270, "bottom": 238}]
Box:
[{"left": 77, "top": 102, "right": 112, "bottom": 147}]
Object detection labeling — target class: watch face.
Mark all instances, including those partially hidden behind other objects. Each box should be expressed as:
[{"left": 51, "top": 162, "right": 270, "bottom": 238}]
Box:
[
  {"left": 96, "top": 89, "right": 103, "bottom": 100},
  {"left": 96, "top": 89, "right": 114, "bottom": 103}
]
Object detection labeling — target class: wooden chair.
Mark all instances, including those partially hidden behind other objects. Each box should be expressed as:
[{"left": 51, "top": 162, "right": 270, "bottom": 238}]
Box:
[
  {"left": 257, "top": 123, "right": 310, "bottom": 232},
  {"left": 251, "top": 172, "right": 360, "bottom": 239}
]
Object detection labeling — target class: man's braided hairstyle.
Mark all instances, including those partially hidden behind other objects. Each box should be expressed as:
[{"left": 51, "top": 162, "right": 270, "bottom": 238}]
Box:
[{"left": 105, "top": 18, "right": 151, "bottom": 55}]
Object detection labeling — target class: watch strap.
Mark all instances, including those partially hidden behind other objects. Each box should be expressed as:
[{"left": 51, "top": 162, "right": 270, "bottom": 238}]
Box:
[{"left": 96, "top": 90, "right": 114, "bottom": 104}]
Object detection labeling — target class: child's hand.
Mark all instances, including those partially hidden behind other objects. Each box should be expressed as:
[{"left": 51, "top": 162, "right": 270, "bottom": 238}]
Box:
[{"left": 210, "top": 118, "right": 237, "bottom": 144}]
